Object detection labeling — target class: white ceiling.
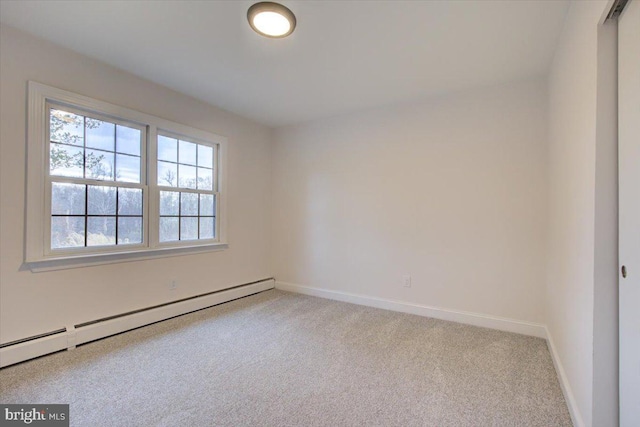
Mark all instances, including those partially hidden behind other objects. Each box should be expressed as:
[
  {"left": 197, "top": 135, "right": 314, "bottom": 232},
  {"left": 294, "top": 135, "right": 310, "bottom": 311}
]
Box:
[{"left": 0, "top": 0, "right": 569, "bottom": 127}]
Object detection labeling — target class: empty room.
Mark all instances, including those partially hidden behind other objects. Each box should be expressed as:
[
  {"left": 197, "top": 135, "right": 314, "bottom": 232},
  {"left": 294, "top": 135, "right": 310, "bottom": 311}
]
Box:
[{"left": 0, "top": 1, "right": 638, "bottom": 426}]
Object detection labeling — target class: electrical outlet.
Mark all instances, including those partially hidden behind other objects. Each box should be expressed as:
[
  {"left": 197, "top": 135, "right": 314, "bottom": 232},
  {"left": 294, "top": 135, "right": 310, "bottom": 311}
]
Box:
[
  {"left": 169, "top": 280, "right": 178, "bottom": 290},
  {"left": 403, "top": 275, "right": 411, "bottom": 288}
]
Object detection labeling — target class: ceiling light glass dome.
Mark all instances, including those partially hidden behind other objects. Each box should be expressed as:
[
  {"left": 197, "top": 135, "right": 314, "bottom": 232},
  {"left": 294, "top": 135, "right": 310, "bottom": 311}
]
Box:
[{"left": 247, "top": 2, "right": 296, "bottom": 38}]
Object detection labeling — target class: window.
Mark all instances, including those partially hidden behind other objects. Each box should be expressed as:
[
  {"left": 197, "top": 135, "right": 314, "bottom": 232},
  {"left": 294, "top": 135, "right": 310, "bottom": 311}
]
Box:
[
  {"left": 156, "top": 134, "right": 217, "bottom": 243},
  {"left": 48, "top": 106, "right": 145, "bottom": 251},
  {"left": 26, "top": 82, "right": 227, "bottom": 270}
]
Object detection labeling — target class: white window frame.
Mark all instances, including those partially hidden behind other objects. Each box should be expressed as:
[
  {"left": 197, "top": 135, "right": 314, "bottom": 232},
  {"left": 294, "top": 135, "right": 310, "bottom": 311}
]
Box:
[
  {"left": 153, "top": 129, "right": 220, "bottom": 247},
  {"left": 26, "top": 82, "right": 228, "bottom": 272},
  {"left": 45, "top": 102, "right": 149, "bottom": 257}
]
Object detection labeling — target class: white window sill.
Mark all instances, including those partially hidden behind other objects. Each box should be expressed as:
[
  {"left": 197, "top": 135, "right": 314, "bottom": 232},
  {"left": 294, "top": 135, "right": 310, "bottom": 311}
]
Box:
[{"left": 23, "top": 243, "right": 229, "bottom": 272}]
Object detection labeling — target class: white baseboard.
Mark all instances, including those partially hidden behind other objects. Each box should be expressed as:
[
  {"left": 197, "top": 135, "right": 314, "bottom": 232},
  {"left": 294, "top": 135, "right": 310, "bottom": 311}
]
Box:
[
  {"left": 0, "top": 279, "right": 274, "bottom": 368},
  {"left": 275, "top": 281, "right": 584, "bottom": 425},
  {"left": 545, "top": 327, "right": 584, "bottom": 427},
  {"left": 275, "top": 281, "right": 547, "bottom": 338}
]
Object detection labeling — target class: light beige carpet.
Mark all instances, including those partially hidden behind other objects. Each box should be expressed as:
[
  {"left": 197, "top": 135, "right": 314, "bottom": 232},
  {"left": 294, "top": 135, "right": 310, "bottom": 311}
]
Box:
[{"left": 0, "top": 289, "right": 572, "bottom": 426}]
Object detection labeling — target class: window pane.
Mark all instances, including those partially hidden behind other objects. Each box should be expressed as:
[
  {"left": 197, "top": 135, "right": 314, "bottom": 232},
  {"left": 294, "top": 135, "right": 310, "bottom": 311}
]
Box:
[
  {"left": 197, "top": 167, "right": 212, "bottom": 190},
  {"left": 51, "top": 216, "right": 85, "bottom": 249},
  {"left": 200, "top": 194, "right": 215, "bottom": 216},
  {"left": 85, "top": 118, "right": 115, "bottom": 151},
  {"left": 52, "top": 183, "right": 85, "bottom": 215},
  {"left": 178, "top": 164, "right": 197, "bottom": 189},
  {"left": 158, "top": 161, "right": 177, "bottom": 186},
  {"left": 200, "top": 216, "right": 214, "bottom": 239},
  {"left": 85, "top": 149, "right": 114, "bottom": 180},
  {"left": 180, "top": 217, "right": 198, "bottom": 240},
  {"left": 88, "top": 185, "right": 116, "bottom": 215},
  {"left": 160, "top": 191, "right": 179, "bottom": 216},
  {"left": 116, "top": 125, "right": 141, "bottom": 156},
  {"left": 50, "top": 109, "right": 83, "bottom": 146},
  {"left": 197, "top": 144, "right": 213, "bottom": 168},
  {"left": 158, "top": 135, "right": 177, "bottom": 162},
  {"left": 181, "top": 192, "right": 198, "bottom": 216},
  {"left": 179, "top": 140, "right": 197, "bottom": 165},
  {"left": 50, "top": 143, "right": 84, "bottom": 178},
  {"left": 87, "top": 217, "right": 116, "bottom": 246},
  {"left": 116, "top": 154, "right": 140, "bottom": 183},
  {"left": 159, "top": 217, "right": 179, "bottom": 242},
  {"left": 119, "top": 188, "right": 143, "bottom": 215},
  {"left": 118, "top": 217, "right": 142, "bottom": 245}
]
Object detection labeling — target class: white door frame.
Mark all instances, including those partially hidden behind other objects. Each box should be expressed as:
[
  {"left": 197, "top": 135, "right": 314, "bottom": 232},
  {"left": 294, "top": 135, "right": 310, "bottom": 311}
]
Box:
[{"left": 618, "top": 0, "right": 640, "bottom": 425}]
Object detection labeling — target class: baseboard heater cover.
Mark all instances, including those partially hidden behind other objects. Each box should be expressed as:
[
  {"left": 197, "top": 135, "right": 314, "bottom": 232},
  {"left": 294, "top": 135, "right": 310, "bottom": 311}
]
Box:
[{"left": 0, "top": 279, "right": 275, "bottom": 368}]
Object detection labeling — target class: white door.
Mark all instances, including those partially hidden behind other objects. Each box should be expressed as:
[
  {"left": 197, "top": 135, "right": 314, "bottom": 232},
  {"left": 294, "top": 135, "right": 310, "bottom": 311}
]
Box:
[{"left": 619, "top": 0, "right": 640, "bottom": 425}]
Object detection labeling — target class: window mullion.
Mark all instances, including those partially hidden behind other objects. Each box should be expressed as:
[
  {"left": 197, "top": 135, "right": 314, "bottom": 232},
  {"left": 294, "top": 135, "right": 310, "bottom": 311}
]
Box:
[
  {"left": 147, "top": 125, "right": 159, "bottom": 249},
  {"left": 84, "top": 184, "right": 88, "bottom": 247}
]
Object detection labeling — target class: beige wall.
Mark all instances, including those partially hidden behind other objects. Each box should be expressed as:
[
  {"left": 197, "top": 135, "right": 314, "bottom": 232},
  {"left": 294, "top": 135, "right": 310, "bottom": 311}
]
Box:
[
  {"left": 546, "top": 2, "right": 611, "bottom": 426},
  {"left": 272, "top": 79, "right": 548, "bottom": 324},
  {"left": 0, "top": 25, "right": 273, "bottom": 344}
]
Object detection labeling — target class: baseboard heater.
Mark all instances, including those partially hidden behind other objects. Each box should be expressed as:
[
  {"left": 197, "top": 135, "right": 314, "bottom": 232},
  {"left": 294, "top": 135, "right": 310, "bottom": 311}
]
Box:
[{"left": 0, "top": 278, "right": 275, "bottom": 368}]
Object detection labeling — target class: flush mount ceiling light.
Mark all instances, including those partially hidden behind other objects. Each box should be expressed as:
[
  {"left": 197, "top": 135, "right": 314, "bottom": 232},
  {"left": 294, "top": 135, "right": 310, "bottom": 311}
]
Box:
[{"left": 247, "top": 2, "right": 296, "bottom": 38}]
